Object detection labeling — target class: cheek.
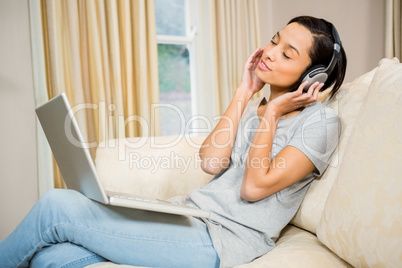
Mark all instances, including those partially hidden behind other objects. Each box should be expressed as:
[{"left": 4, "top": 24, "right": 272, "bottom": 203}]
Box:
[
  {"left": 255, "top": 59, "right": 307, "bottom": 88},
  {"left": 274, "top": 64, "right": 305, "bottom": 86},
  {"left": 282, "top": 65, "right": 304, "bottom": 81}
]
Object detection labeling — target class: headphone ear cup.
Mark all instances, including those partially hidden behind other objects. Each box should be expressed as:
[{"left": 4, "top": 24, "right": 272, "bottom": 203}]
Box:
[{"left": 297, "top": 64, "right": 327, "bottom": 92}]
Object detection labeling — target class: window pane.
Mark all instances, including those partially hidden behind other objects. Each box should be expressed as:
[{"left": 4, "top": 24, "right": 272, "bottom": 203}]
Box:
[
  {"left": 157, "top": 44, "right": 192, "bottom": 136},
  {"left": 155, "top": 0, "right": 186, "bottom": 36}
]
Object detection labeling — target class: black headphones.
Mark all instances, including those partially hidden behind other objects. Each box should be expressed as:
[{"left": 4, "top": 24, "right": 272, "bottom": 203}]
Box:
[{"left": 296, "top": 19, "right": 341, "bottom": 91}]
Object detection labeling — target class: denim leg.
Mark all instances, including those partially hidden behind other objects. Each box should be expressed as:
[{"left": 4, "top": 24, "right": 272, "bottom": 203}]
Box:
[
  {"left": 30, "top": 242, "right": 107, "bottom": 268},
  {"left": 0, "top": 189, "right": 219, "bottom": 268}
]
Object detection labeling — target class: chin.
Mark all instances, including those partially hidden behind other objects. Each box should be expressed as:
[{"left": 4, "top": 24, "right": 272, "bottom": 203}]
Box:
[
  {"left": 254, "top": 69, "right": 270, "bottom": 84},
  {"left": 256, "top": 71, "right": 299, "bottom": 90}
]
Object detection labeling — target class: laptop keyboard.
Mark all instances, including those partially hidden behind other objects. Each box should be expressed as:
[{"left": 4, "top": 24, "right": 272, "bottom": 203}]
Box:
[
  {"left": 105, "top": 189, "right": 210, "bottom": 218},
  {"left": 106, "top": 190, "right": 168, "bottom": 204}
]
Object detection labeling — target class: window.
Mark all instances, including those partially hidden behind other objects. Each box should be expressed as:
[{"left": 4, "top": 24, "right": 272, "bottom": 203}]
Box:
[{"left": 155, "top": 0, "right": 197, "bottom": 136}]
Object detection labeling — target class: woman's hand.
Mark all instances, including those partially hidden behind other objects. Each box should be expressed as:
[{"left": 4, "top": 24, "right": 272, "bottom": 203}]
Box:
[
  {"left": 238, "top": 48, "right": 266, "bottom": 96},
  {"left": 266, "top": 81, "right": 324, "bottom": 118},
  {"left": 200, "top": 49, "right": 267, "bottom": 175}
]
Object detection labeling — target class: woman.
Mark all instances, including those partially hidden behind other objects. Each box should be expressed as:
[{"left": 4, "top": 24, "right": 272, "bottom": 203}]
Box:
[{"left": 0, "top": 16, "right": 346, "bottom": 268}]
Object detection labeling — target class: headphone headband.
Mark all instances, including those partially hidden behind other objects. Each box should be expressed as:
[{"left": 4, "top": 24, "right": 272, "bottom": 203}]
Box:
[
  {"left": 320, "top": 19, "right": 341, "bottom": 76},
  {"left": 296, "top": 19, "right": 342, "bottom": 91}
]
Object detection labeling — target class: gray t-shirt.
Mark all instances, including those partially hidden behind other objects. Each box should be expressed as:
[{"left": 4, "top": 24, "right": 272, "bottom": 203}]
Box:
[{"left": 174, "top": 97, "right": 341, "bottom": 267}]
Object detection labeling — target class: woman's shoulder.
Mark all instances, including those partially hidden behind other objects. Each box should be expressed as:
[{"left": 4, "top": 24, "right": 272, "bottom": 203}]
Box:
[
  {"left": 304, "top": 102, "right": 340, "bottom": 120},
  {"left": 287, "top": 102, "right": 341, "bottom": 175},
  {"left": 300, "top": 102, "right": 341, "bottom": 135}
]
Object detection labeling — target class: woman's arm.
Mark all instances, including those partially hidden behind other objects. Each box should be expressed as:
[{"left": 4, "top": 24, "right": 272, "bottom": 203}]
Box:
[
  {"left": 241, "top": 82, "right": 323, "bottom": 201},
  {"left": 200, "top": 48, "right": 265, "bottom": 175},
  {"left": 199, "top": 88, "right": 252, "bottom": 175}
]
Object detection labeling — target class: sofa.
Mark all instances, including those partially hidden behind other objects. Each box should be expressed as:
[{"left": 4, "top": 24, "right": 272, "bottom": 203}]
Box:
[{"left": 88, "top": 58, "right": 402, "bottom": 268}]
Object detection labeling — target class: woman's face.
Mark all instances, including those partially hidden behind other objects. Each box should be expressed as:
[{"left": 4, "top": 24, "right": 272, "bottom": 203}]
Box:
[{"left": 255, "top": 22, "right": 313, "bottom": 90}]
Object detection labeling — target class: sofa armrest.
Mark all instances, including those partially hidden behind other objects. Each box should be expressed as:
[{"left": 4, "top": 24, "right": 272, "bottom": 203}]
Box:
[{"left": 95, "top": 136, "right": 213, "bottom": 200}]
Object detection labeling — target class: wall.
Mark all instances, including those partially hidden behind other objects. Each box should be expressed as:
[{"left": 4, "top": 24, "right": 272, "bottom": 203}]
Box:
[
  {"left": 0, "top": 0, "right": 38, "bottom": 240},
  {"left": 258, "top": 0, "right": 385, "bottom": 83}
]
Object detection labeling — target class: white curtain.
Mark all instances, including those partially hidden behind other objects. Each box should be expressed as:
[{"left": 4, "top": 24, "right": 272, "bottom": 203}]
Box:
[
  {"left": 30, "top": 0, "right": 54, "bottom": 194},
  {"left": 29, "top": 0, "right": 160, "bottom": 194},
  {"left": 385, "top": 0, "right": 402, "bottom": 59},
  {"left": 209, "top": 0, "right": 261, "bottom": 115}
]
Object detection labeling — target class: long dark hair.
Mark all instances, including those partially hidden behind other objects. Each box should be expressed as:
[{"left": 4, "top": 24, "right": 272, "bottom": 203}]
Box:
[{"left": 288, "top": 16, "right": 347, "bottom": 99}]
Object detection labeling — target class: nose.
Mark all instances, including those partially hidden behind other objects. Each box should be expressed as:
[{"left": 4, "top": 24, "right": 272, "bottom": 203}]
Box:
[{"left": 264, "top": 45, "right": 278, "bottom": 62}]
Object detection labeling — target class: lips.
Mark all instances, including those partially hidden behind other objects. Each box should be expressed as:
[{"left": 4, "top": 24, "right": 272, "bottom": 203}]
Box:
[{"left": 258, "top": 60, "right": 271, "bottom": 71}]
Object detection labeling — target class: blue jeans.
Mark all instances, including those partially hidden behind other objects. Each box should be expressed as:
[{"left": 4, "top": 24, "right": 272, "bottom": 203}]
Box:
[{"left": 0, "top": 189, "right": 220, "bottom": 268}]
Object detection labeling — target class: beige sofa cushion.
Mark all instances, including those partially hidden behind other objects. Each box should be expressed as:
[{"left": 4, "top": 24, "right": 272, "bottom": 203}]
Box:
[
  {"left": 236, "top": 225, "right": 351, "bottom": 268},
  {"left": 95, "top": 136, "right": 212, "bottom": 200},
  {"left": 317, "top": 58, "right": 402, "bottom": 267},
  {"left": 291, "top": 65, "right": 377, "bottom": 234}
]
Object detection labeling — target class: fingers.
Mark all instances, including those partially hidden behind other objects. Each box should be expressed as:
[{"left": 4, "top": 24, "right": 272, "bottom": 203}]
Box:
[
  {"left": 252, "top": 47, "right": 263, "bottom": 57},
  {"left": 306, "top": 82, "right": 322, "bottom": 96},
  {"left": 247, "top": 48, "right": 263, "bottom": 65},
  {"left": 243, "top": 48, "right": 263, "bottom": 75},
  {"left": 295, "top": 82, "right": 324, "bottom": 103},
  {"left": 296, "top": 81, "right": 309, "bottom": 95},
  {"left": 313, "top": 83, "right": 323, "bottom": 99}
]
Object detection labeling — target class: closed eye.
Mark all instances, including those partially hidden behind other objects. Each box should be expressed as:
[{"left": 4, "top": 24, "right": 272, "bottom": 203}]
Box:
[{"left": 271, "top": 34, "right": 277, "bottom": 45}]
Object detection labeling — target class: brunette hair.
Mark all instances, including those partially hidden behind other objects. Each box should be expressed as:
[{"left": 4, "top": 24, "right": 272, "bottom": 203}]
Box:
[{"left": 288, "top": 16, "right": 347, "bottom": 99}]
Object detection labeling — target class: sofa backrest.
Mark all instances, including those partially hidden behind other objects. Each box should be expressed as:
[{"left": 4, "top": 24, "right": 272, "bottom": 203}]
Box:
[
  {"left": 96, "top": 136, "right": 212, "bottom": 199},
  {"left": 290, "top": 64, "right": 377, "bottom": 234},
  {"left": 316, "top": 58, "right": 402, "bottom": 267}
]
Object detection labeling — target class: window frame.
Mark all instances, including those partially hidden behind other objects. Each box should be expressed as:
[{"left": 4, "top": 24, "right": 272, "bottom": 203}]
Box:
[{"left": 155, "top": 0, "right": 215, "bottom": 136}]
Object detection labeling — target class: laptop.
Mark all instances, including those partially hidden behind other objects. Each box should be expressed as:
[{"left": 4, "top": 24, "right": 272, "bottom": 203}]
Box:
[{"left": 36, "top": 93, "right": 210, "bottom": 218}]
